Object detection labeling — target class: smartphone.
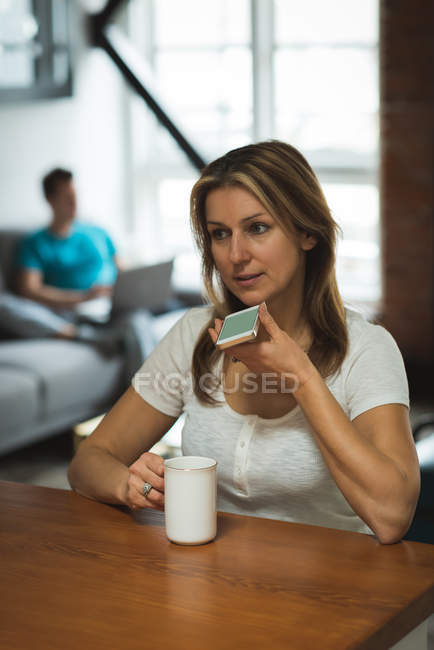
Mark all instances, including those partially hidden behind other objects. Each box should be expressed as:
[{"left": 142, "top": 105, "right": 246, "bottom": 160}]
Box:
[{"left": 215, "top": 304, "right": 260, "bottom": 350}]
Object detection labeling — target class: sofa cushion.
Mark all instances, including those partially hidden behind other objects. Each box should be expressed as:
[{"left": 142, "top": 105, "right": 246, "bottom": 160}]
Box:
[
  {"left": 0, "top": 365, "right": 40, "bottom": 431},
  {"left": 0, "top": 339, "right": 124, "bottom": 416}
]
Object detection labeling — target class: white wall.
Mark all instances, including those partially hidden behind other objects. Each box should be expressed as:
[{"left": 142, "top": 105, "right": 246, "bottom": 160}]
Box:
[{"left": 0, "top": 6, "right": 130, "bottom": 246}]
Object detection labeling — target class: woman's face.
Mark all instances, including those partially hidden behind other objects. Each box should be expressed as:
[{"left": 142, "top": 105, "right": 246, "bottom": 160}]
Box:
[{"left": 205, "top": 185, "right": 316, "bottom": 308}]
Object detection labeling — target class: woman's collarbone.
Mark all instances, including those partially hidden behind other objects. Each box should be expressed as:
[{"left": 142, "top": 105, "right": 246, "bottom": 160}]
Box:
[{"left": 223, "top": 367, "right": 297, "bottom": 418}]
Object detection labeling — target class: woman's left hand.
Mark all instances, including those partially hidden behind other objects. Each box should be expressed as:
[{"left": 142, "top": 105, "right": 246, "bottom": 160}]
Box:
[{"left": 208, "top": 302, "right": 316, "bottom": 390}]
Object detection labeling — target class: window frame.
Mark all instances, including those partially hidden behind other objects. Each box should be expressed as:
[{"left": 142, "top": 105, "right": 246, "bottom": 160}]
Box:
[
  {"left": 0, "top": 0, "right": 73, "bottom": 103},
  {"left": 127, "top": 0, "right": 380, "bottom": 303}
]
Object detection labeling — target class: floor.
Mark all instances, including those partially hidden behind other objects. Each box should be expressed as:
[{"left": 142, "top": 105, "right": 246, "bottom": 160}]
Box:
[
  {"left": 0, "top": 425, "right": 179, "bottom": 490},
  {"left": 0, "top": 405, "right": 433, "bottom": 648},
  {"left": 0, "top": 428, "right": 73, "bottom": 490}
]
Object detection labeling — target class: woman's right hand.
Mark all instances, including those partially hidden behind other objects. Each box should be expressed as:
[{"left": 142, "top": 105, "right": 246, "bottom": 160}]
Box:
[{"left": 125, "top": 451, "right": 165, "bottom": 511}]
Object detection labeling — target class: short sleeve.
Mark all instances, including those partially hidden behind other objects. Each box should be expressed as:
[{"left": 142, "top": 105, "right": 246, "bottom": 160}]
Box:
[
  {"left": 131, "top": 307, "right": 213, "bottom": 418},
  {"left": 105, "top": 231, "right": 116, "bottom": 257},
  {"left": 343, "top": 323, "right": 409, "bottom": 421},
  {"left": 16, "top": 236, "right": 42, "bottom": 271}
]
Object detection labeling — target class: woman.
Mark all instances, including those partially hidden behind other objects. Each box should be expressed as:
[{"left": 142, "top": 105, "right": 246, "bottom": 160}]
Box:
[{"left": 68, "top": 141, "right": 420, "bottom": 544}]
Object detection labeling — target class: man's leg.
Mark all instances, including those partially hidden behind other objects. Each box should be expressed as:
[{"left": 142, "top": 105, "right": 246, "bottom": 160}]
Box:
[
  {"left": 0, "top": 293, "right": 76, "bottom": 338},
  {"left": 110, "top": 309, "right": 157, "bottom": 385},
  {"left": 0, "top": 293, "right": 121, "bottom": 354}
]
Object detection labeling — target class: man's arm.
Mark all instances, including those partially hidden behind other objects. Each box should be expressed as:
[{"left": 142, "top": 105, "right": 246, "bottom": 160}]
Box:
[
  {"left": 17, "top": 268, "right": 95, "bottom": 310},
  {"left": 114, "top": 255, "right": 124, "bottom": 272}
]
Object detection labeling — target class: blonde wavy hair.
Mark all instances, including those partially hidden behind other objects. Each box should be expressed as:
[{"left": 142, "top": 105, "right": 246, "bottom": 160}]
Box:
[{"left": 190, "top": 140, "right": 348, "bottom": 405}]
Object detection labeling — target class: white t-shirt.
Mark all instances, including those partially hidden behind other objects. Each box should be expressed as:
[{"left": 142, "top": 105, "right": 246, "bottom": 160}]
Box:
[{"left": 132, "top": 306, "right": 409, "bottom": 536}]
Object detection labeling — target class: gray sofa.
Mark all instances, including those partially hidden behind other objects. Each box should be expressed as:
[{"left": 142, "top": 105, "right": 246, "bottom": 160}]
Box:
[{"left": 0, "top": 229, "right": 187, "bottom": 456}]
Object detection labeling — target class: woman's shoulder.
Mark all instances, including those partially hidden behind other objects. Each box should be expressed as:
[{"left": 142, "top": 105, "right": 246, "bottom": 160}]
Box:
[
  {"left": 345, "top": 306, "right": 371, "bottom": 339},
  {"left": 337, "top": 307, "right": 409, "bottom": 417},
  {"left": 134, "top": 304, "right": 215, "bottom": 379},
  {"left": 162, "top": 304, "right": 215, "bottom": 343},
  {"left": 344, "top": 305, "right": 401, "bottom": 359},
  {"left": 182, "top": 303, "right": 215, "bottom": 325}
]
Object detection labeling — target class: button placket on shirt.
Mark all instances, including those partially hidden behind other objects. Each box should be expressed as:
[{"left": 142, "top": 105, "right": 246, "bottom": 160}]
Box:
[{"left": 233, "top": 415, "right": 257, "bottom": 494}]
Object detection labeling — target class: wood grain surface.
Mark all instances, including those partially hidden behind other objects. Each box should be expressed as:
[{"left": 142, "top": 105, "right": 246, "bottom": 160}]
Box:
[{"left": 0, "top": 481, "right": 433, "bottom": 650}]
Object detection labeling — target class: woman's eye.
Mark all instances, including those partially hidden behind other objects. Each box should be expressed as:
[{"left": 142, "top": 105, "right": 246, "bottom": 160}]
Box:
[
  {"left": 249, "top": 222, "right": 269, "bottom": 234},
  {"left": 210, "top": 228, "right": 228, "bottom": 240}
]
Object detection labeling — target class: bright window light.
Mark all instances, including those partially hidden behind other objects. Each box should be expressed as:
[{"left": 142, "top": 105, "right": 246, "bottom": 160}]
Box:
[{"left": 127, "top": 0, "right": 380, "bottom": 303}]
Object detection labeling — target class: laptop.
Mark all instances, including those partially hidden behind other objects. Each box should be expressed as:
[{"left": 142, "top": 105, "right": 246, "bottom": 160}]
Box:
[{"left": 75, "top": 259, "right": 174, "bottom": 323}]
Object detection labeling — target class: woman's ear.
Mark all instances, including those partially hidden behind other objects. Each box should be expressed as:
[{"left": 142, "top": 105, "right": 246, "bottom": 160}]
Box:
[{"left": 300, "top": 231, "right": 318, "bottom": 251}]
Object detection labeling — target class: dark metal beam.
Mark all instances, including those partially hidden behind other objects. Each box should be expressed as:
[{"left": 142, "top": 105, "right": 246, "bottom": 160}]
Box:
[
  {"left": 88, "top": 1, "right": 207, "bottom": 172},
  {"left": 89, "top": 0, "right": 125, "bottom": 45}
]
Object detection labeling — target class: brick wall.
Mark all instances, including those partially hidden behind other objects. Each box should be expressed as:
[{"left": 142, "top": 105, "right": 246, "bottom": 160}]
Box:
[{"left": 379, "top": 0, "right": 433, "bottom": 371}]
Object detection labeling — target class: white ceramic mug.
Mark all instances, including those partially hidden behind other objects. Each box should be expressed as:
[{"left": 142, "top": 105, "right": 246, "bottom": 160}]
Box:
[{"left": 164, "top": 456, "right": 218, "bottom": 545}]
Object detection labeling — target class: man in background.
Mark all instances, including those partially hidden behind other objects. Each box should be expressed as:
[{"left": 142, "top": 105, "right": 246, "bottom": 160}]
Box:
[
  {"left": 13, "top": 167, "right": 119, "bottom": 342},
  {"left": 0, "top": 168, "right": 154, "bottom": 379}
]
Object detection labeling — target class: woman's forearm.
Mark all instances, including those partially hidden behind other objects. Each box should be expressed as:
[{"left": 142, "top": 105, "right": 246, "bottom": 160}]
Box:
[
  {"left": 68, "top": 445, "right": 129, "bottom": 505},
  {"left": 293, "top": 368, "right": 413, "bottom": 543}
]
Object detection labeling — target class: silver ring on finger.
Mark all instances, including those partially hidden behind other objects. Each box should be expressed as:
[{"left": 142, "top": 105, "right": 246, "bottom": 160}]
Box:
[{"left": 143, "top": 482, "right": 153, "bottom": 498}]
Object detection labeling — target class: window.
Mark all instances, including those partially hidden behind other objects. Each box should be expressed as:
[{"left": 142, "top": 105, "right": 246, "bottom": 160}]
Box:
[
  {"left": 126, "top": 0, "right": 379, "bottom": 305},
  {"left": 273, "top": 0, "right": 379, "bottom": 303},
  {"left": 0, "top": 0, "right": 72, "bottom": 102}
]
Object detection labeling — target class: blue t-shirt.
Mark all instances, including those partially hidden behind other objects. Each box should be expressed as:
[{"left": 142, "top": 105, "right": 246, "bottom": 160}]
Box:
[{"left": 16, "top": 222, "right": 118, "bottom": 290}]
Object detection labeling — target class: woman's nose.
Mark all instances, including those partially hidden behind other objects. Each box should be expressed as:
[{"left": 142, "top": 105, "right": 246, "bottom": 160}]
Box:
[{"left": 229, "top": 232, "right": 250, "bottom": 264}]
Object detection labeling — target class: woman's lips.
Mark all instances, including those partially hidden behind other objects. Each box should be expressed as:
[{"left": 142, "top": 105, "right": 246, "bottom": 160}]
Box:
[{"left": 233, "top": 273, "right": 264, "bottom": 287}]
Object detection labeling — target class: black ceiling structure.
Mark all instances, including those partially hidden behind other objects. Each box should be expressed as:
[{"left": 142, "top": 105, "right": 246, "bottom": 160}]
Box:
[{"left": 88, "top": 0, "right": 207, "bottom": 172}]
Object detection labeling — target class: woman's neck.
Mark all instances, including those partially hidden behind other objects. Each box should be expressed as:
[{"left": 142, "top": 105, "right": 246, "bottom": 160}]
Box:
[{"left": 267, "top": 285, "right": 305, "bottom": 333}]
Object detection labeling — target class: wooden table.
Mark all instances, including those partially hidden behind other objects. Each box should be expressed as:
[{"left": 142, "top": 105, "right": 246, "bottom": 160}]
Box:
[{"left": 0, "top": 481, "right": 433, "bottom": 650}]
